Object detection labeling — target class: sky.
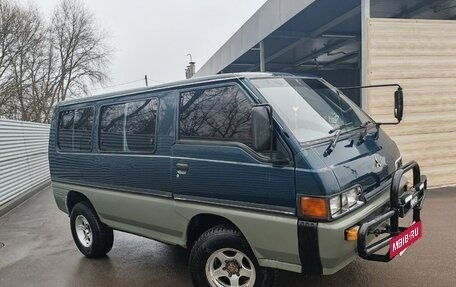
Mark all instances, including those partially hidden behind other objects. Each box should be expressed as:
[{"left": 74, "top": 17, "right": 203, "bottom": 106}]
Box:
[{"left": 26, "top": 0, "right": 268, "bottom": 94}]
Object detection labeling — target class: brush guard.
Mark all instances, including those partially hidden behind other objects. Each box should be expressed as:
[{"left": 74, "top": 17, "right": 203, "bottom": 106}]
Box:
[{"left": 357, "top": 161, "right": 426, "bottom": 262}]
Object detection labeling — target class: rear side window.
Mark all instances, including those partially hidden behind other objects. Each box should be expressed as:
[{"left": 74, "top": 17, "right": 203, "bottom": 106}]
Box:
[
  {"left": 179, "top": 85, "right": 253, "bottom": 146},
  {"left": 99, "top": 98, "right": 158, "bottom": 153},
  {"left": 74, "top": 108, "right": 94, "bottom": 151},
  {"left": 99, "top": 104, "right": 124, "bottom": 151},
  {"left": 57, "top": 107, "right": 94, "bottom": 152}
]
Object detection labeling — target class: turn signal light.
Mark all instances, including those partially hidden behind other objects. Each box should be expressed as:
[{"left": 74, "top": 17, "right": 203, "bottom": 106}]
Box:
[
  {"left": 345, "top": 225, "right": 359, "bottom": 241},
  {"left": 300, "top": 197, "right": 328, "bottom": 219}
]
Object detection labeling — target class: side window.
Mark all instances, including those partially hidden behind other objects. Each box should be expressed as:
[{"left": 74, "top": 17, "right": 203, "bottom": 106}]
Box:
[
  {"left": 179, "top": 85, "right": 253, "bottom": 146},
  {"left": 58, "top": 110, "right": 74, "bottom": 151},
  {"left": 125, "top": 99, "right": 158, "bottom": 152},
  {"left": 99, "top": 98, "right": 158, "bottom": 153},
  {"left": 73, "top": 108, "right": 94, "bottom": 151},
  {"left": 99, "top": 103, "right": 125, "bottom": 152},
  {"left": 58, "top": 107, "right": 94, "bottom": 152}
]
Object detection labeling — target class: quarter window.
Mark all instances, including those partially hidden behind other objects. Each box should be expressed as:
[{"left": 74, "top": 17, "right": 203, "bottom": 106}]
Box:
[
  {"left": 58, "top": 107, "right": 94, "bottom": 152},
  {"left": 99, "top": 98, "right": 158, "bottom": 153},
  {"left": 179, "top": 85, "right": 253, "bottom": 146}
]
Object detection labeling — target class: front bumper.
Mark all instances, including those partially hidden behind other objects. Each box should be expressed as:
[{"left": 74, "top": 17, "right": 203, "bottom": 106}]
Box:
[
  {"left": 357, "top": 161, "right": 426, "bottom": 262},
  {"left": 298, "top": 161, "right": 427, "bottom": 275}
]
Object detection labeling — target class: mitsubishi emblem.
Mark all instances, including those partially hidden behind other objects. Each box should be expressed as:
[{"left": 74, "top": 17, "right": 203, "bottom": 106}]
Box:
[{"left": 374, "top": 157, "right": 382, "bottom": 169}]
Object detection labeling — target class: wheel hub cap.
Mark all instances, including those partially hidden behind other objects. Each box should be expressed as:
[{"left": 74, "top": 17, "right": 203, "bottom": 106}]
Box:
[
  {"left": 205, "top": 248, "right": 256, "bottom": 287},
  {"left": 224, "top": 260, "right": 240, "bottom": 277},
  {"left": 75, "top": 215, "right": 92, "bottom": 247}
]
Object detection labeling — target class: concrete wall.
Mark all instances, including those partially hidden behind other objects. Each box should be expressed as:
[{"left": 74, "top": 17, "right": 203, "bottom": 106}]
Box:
[
  {"left": 0, "top": 119, "right": 50, "bottom": 216},
  {"left": 365, "top": 18, "right": 456, "bottom": 187}
]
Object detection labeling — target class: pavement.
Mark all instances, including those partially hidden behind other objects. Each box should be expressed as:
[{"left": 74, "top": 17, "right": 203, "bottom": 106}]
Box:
[{"left": 0, "top": 185, "right": 455, "bottom": 287}]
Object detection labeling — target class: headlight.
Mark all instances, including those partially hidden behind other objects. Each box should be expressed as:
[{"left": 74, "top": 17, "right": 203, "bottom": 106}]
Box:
[
  {"left": 299, "top": 185, "right": 364, "bottom": 221},
  {"left": 346, "top": 188, "right": 359, "bottom": 207},
  {"left": 329, "top": 196, "right": 341, "bottom": 214},
  {"left": 329, "top": 186, "right": 362, "bottom": 217}
]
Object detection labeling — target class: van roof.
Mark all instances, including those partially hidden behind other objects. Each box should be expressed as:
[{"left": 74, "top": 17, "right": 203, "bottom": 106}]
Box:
[{"left": 56, "top": 72, "right": 317, "bottom": 107}]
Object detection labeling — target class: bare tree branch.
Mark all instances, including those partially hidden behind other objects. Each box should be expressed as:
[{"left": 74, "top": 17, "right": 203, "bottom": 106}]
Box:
[{"left": 0, "top": 0, "right": 112, "bottom": 122}]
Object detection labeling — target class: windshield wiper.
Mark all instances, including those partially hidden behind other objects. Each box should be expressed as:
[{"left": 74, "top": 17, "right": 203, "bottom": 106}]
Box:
[
  {"left": 325, "top": 129, "right": 341, "bottom": 156},
  {"left": 325, "top": 122, "right": 352, "bottom": 155}
]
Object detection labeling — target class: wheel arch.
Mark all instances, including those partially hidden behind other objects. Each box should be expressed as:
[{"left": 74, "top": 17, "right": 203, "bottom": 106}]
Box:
[
  {"left": 186, "top": 213, "right": 247, "bottom": 249},
  {"left": 66, "top": 190, "right": 95, "bottom": 214}
]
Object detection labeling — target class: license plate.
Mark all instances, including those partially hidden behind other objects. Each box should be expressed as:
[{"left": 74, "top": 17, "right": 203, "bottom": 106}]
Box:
[{"left": 389, "top": 221, "right": 422, "bottom": 259}]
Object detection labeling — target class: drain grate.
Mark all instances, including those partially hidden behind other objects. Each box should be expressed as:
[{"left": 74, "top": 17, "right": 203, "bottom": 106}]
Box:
[{"left": 0, "top": 242, "right": 4, "bottom": 249}]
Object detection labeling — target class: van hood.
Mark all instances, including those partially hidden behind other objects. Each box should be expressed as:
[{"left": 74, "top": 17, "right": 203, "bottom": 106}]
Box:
[{"left": 295, "top": 127, "right": 401, "bottom": 197}]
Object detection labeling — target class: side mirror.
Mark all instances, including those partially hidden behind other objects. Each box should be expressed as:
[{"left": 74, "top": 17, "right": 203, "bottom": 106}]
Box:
[
  {"left": 251, "top": 105, "right": 272, "bottom": 152},
  {"left": 394, "top": 88, "right": 403, "bottom": 122}
]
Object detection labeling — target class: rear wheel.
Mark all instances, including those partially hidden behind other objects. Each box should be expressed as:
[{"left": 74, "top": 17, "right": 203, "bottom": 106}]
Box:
[
  {"left": 189, "top": 225, "right": 276, "bottom": 287},
  {"left": 70, "top": 202, "right": 114, "bottom": 258}
]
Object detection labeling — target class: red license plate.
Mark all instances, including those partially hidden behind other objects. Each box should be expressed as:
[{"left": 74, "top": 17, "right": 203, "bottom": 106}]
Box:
[{"left": 389, "top": 221, "right": 422, "bottom": 259}]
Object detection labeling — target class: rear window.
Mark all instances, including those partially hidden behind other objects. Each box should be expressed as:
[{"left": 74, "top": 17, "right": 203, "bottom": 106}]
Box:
[
  {"left": 99, "top": 98, "right": 158, "bottom": 153},
  {"left": 57, "top": 107, "right": 94, "bottom": 152}
]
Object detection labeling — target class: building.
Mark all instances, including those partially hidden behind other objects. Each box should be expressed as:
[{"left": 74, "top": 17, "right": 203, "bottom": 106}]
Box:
[{"left": 196, "top": 0, "right": 456, "bottom": 187}]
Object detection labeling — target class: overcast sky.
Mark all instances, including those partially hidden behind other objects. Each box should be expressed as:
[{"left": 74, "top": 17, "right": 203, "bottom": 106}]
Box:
[{"left": 27, "top": 0, "right": 267, "bottom": 94}]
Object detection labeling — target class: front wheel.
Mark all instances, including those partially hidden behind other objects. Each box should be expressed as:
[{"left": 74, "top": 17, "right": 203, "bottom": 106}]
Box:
[
  {"left": 70, "top": 202, "right": 114, "bottom": 258},
  {"left": 189, "top": 225, "right": 276, "bottom": 287}
]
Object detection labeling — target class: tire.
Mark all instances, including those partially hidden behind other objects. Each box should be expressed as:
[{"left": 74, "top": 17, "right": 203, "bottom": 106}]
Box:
[
  {"left": 70, "top": 202, "right": 114, "bottom": 258},
  {"left": 189, "top": 225, "right": 276, "bottom": 287}
]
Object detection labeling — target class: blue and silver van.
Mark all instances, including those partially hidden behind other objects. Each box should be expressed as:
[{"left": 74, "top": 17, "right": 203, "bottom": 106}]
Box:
[{"left": 49, "top": 73, "right": 427, "bottom": 287}]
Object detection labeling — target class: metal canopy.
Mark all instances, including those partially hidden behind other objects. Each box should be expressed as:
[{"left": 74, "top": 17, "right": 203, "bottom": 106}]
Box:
[
  {"left": 196, "top": 0, "right": 361, "bottom": 77},
  {"left": 196, "top": 0, "right": 456, "bottom": 78}
]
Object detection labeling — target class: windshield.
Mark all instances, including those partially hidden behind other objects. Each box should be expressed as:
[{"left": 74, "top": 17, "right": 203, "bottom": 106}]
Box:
[{"left": 250, "top": 77, "right": 372, "bottom": 143}]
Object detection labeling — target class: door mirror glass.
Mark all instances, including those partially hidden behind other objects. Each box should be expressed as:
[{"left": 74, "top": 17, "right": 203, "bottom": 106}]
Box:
[
  {"left": 394, "top": 88, "right": 403, "bottom": 122},
  {"left": 251, "top": 105, "right": 272, "bottom": 151}
]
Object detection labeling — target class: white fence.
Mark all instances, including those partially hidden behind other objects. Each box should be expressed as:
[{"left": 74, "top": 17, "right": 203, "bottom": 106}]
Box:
[{"left": 0, "top": 119, "right": 50, "bottom": 209}]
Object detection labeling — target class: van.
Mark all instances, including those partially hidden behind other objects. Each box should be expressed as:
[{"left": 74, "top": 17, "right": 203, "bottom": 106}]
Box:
[{"left": 49, "top": 73, "right": 427, "bottom": 287}]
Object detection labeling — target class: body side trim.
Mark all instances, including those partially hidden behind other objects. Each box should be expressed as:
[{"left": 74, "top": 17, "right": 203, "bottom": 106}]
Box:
[
  {"left": 52, "top": 179, "right": 295, "bottom": 216},
  {"left": 174, "top": 194, "right": 296, "bottom": 216},
  {"left": 52, "top": 178, "right": 173, "bottom": 199},
  {"left": 257, "top": 259, "right": 301, "bottom": 273}
]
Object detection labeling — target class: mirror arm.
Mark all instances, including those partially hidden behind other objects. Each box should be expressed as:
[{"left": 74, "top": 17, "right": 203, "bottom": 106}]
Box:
[
  {"left": 338, "top": 84, "right": 402, "bottom": 91},
  {"left": 377, "top": 119, "right": 401, "bottom": 126},
  {"left": 338, "top": 84, "right": 403, "bottom": 126}
]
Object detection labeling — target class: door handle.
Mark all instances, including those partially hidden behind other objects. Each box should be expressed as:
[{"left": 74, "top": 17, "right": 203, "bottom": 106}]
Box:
[{"left": 176, "top": 163, "right": 189, "bottom": 177}]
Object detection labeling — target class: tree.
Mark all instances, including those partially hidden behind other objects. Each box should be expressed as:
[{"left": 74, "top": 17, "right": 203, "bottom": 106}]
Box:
[
  {"left": 10, "top": 5, "right": 44, "bottom": 121},
  {"left": 0, "top": 0, "right": 21, "bottom": 118},
  {"left": 51, "top": 0, "right": 111, "bottom": 103},
  {"left": 0, "top": 0, "right": 111, "bottom": 123}
]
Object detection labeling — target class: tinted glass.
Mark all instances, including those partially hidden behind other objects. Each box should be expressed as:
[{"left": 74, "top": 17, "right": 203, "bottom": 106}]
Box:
[
  {"left": 125, "top": 99, "right": 158, "bottom": 152},
  {"left": 58, "top": 110, "right": 74, "bottom": 150},
  {"left": 99, "top": 98, "right": 158, "bottom": 153},
  {"left": 179, "top": 85, "right": 253, "bottom": 145},
  {"left": 99, "top": 103, "right": 125, "bottom": 151},
  {"left": 73, "top": 108, "right": 94, "bottom": 151},
  {"left": 251, "top": 78, "right": 371, "bottom": 143}
]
